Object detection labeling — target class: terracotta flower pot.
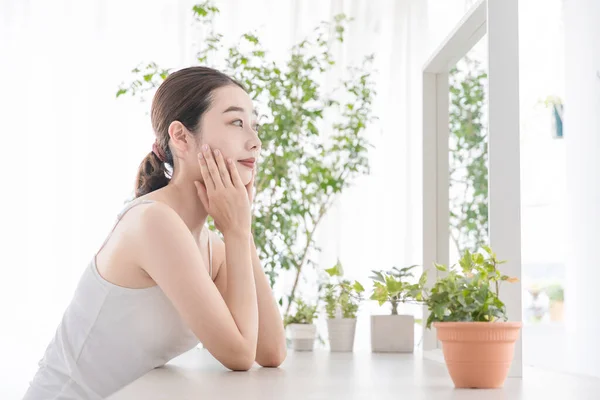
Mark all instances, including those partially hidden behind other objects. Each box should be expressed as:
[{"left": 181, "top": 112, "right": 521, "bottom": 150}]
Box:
[
  {"left": 434, "top": 321, "right": 522, "bottom": 388},
  {"left": 286, "top": 323, "right": 317, "bottom": 351},
  {"left": 370, "top": 315, "right": 414, "bottom": 353},
  {"left": 327, "top": 318, "right": 357, "bottom": 352}
]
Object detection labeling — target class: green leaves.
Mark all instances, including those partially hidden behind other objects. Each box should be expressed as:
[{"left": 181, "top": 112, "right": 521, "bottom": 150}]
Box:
[
  {"left": 449, "top": 57, "right": 489, "bottom": 256},
  {"left": 283, "top": 298, "right": 319, "bottom": 326},
  {"left": 115, "top": 62, "right": 172, "bottom": 99},
  {"left": 420, "top": 246, "right": 517, "bottom": 329},
  {"left": 325, "top": 261, "right": 343, "bottom": 277},
  {"left": 368, "top": 266, "right": 423, "bottom": 315},
  {"left": 323, "top": 262, "right": 365, "bottom": 319},
  {"left": 370, "top": 282, "right": 388, "bottom": 306},
  {"left": 434, "top": 263, "right": 447, "bottom": 272},
  {"left": 353, "top": 281, "right": 365, "bottom": 294}
]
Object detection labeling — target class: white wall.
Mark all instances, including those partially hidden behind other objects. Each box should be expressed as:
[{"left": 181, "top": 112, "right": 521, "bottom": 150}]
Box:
[{"left": 564, "top": 0, "right": 600, "bottom": 378}]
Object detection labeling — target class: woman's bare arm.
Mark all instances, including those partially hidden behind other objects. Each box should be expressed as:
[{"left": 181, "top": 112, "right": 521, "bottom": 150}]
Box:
[
  {"left": 134, "top": 202, "right": 258, "bottom": 371},
  {"left": 250, "top": 236, "right": 287, "bottom": 367},
  {"left": 213, "top": 235, "right": 286, "bottom": 367}
]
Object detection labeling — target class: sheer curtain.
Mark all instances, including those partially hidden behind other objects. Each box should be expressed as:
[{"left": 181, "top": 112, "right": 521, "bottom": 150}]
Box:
[
  {"left": 1, "top": 0, "right": 427, "bottom": 396},
  {"left": 1, "top": 1, "right": 203, "bottom": 396}
]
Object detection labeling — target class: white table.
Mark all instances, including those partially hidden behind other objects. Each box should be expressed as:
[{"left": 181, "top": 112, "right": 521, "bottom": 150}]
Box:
[{"left": 108, "top": 348, "right": 600, "bottom": 400}]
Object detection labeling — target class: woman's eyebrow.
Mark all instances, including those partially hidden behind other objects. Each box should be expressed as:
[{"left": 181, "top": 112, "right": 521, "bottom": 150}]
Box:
[{"left": 223, "top": 106, "right": 258, "bottom": 116}]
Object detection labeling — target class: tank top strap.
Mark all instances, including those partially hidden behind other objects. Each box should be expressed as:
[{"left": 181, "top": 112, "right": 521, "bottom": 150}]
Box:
[
  {"left": 116, "top": 199, "right": 156, "bottom": 219},
  {"left": 208, "top": 229, "right": 213, "bottom": 279},
  {"left": 96, "top": 199, "right": 157, "bottom": 256},
  {"left": 97, "top": 199, "right": 213, "bottom": 279}
]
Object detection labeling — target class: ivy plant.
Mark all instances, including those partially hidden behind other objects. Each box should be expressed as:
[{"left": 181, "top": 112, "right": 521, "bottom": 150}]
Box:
[{"left": 420, "top": 246, "right": 518, "bottom": 329}]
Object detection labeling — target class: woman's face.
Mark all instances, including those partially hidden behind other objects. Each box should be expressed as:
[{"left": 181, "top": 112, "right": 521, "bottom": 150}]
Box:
[{"left": 191, "top": 84, "right": 261, "bottom": 186}]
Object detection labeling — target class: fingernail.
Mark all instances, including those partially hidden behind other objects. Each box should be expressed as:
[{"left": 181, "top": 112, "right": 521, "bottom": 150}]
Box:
[
  {"left": 203, "top": 144, "right": 209, "bottom": 151},
  {"left": 227, "top": 158, "right": 232, "bottom": 164},
  {"left": 214, "top": 149, "right": 220, "bottom": 156}
]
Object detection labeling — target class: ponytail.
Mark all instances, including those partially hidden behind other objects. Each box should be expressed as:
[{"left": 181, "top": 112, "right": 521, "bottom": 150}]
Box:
[{"left": 134, "top": 151, "right": 171, "bottom": 198}]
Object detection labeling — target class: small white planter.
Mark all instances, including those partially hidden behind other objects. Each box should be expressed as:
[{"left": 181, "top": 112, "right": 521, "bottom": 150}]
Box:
[
  {"left": 327, "top": 318, "right": 357, "bottom": 352},
  {"left": 286, "top": 323, "right": 317, "bottom": 351},
  {"left": 370, "top": 314, "right": 414, "bottom": 353}
]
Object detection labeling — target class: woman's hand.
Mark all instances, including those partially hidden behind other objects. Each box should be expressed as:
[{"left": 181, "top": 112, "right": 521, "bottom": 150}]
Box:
[
  {"left": 246, "top": 169, "right": 256, "bottom": 205},
  {"left": 194, "top": 144, "right": 251, "bottom": 237}
]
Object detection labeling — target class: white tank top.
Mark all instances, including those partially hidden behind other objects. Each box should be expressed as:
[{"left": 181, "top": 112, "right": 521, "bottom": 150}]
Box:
[{"left": 23, "top": 200, "right": 212, "bottom": 399}]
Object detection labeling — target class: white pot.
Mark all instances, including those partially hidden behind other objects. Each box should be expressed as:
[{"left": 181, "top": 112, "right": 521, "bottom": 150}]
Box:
[
  {"left": 327, "top": 318, "right": 357, "bottom": 352},
  {"left": 286, "top": 323, "right": 317, "bottom": 351},
  {"left": 370, "top": 314, "right": 414, "bottom": 353}
]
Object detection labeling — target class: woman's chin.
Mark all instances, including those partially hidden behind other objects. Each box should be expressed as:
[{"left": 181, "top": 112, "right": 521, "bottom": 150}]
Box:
[
  {"left": 241, "top": 174, "right": 253, "bottom": 186},
  {"left": 235, "top": 168, "right": 252, "bottom": 185}
]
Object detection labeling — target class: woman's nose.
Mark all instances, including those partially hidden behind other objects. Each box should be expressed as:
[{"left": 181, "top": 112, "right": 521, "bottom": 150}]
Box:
[{"left": 248, "top": 131, "right": 261, "bottom": 151}]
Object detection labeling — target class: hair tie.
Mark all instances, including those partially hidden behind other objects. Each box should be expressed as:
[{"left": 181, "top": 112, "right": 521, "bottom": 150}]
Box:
[{"left": 152, "top": 141, "right": 167, "bottom": 163}]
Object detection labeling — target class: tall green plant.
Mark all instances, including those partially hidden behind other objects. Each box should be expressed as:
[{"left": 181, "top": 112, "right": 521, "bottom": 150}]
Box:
[
  {"left": 116, "top": 1, "right": 376, "bottom": 316},
  {"left": 449, "top": 57, "right": 488, "bottom": 254}
]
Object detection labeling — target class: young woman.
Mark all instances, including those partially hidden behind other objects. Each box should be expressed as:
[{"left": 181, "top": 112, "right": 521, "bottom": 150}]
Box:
[{"left": 24, "top": 66, "right": 287, "bottom": 400}]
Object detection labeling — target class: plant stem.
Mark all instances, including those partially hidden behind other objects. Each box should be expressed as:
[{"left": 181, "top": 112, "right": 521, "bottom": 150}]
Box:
[
  {"left": 450, "top": 230, "right": 462, "bottom": 259},
  {"left": 494, "top": 261, "right": 499, "bottom": 296},
  {"left": 284, "top": 206, "right": 326, "bottom": 317}
]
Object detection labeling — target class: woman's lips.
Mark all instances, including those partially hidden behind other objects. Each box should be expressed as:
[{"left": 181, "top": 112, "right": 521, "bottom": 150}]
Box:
[{"left": 238, "top": 160, "right": 255, "bottom": 169}]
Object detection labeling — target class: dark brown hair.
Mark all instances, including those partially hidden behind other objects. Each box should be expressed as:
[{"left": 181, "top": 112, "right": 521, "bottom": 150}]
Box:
[{"left": 135, "top": 66, "right": 244, "bottom": 197}]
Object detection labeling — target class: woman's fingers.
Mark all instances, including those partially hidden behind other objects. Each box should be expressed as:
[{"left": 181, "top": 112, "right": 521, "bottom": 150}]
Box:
[
  {"left": 202, "top": 145, "right": 224, "bottom": 189},
  {"left": 227, "top": 157, "right": 245, "bottom": 188},
  {"left": 213, "top": 149, "right": 232, "bottom": 188},
  {"left": 194, "top": 181, "right": 210, "bottom": 209},
  {"left": 198, "top": 151, "right": 215, "bottom": 191},
  {"left": 246, "top": 169, "right": 255, "bottom": 204}
]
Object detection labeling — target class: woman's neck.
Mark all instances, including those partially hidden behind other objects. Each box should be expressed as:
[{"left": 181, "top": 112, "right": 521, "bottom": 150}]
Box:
[{"left": 151, "top": 179, "right": 208, "bottom": 236}]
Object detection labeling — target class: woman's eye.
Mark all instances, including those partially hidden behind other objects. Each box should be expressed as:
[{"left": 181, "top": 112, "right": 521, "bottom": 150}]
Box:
[
  {"left": 232, "top": 119, "right": 243, "bottom": 127},
  {"left": 253, "top": 123, "right": 260, "bottom": 132}
]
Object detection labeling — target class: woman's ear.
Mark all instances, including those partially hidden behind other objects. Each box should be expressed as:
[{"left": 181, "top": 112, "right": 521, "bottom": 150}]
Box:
[{"left": 168, "top": 121, "right": 193, "bottom": 157}]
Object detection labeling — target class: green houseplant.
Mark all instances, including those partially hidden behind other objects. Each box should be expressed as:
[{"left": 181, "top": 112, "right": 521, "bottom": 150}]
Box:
[
  {"left": 284, "top": 298, "right": 319, "bottom": 351},
  {"left": 369, "top": 265, "right": 422, "bottom": 353},
  {"left": 420, "top": 246, "right": 521, "bottom": 388},
  {"left": 323, "top": 261, "right": 365, "bottom": 352},
  {"left": 116, "top": 1, "right": 377, "bottom": 317}
]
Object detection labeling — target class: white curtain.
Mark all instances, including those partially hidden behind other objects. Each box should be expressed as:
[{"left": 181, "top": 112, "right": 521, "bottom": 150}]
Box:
[
  {"left": 1, "top": 0, "right": 430, "bottom": 396},
  {"left": 0, "top": 1, "right": 201, "bottom": 396}
]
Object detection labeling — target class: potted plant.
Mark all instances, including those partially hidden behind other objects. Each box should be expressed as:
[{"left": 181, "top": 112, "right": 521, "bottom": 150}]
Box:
[
  {"left": 545, "top": 283, "right": 564, "bottom": 322},
  {"left": 323, "top": 261, "right": 365, "bottom": 352},
  {"left": 420, "top": 246, "right": 521, "bottom": 388},
  {"left": 369, "top": 265, "right": 422, "bottom": 353},
  {"left": 284, "top": 298, "right": 319, "bottom": 351}
]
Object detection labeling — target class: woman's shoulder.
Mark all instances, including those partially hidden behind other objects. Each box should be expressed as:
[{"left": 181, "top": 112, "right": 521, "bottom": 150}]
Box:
[{"left": 118, "top": 200, "right": 188, "bottom": 243}]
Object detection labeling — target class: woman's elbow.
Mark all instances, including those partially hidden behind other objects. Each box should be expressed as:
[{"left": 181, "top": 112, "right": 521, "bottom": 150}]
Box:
[
  {"left": 227, "top": 361, "right": 254, "bottom": 371},
  {"left": 224, "top": 348, "right": 256, "bottom": 371},
  {"left": 256, "top": 346, "right": 287, "bottom": 368},
  {"left": 225, "top": 356, "right": 255, "bottom": 371}
]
